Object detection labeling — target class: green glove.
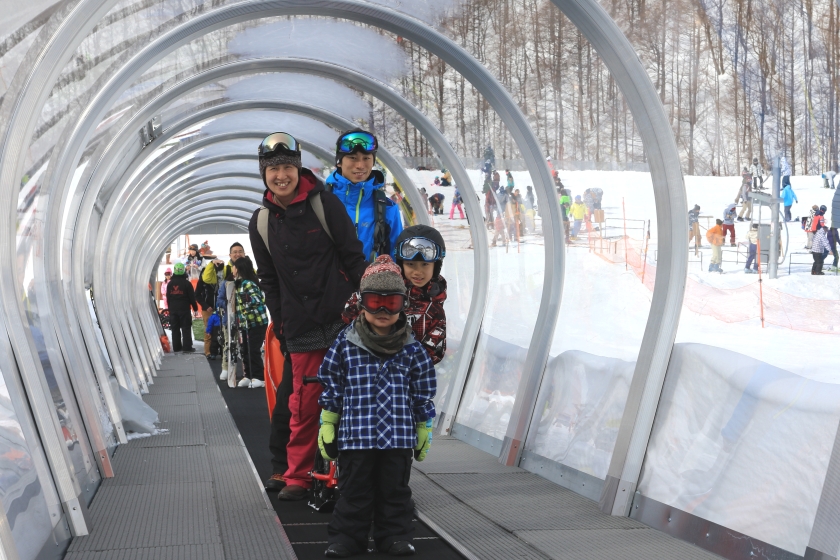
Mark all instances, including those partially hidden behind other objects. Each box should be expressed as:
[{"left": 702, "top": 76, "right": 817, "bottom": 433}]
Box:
[
  {"left": 318, "top": 410, "right": 340, "bottom": 460},
  {"left": 414, "top": 419, "right": 433, "bottom": 461}
]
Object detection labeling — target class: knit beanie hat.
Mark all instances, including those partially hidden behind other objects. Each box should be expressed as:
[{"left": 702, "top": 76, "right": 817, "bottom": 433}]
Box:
[
  {"left": 360, "top": 256, "right": 406, "bottom": 294},
  {"left": 259, "top": 152, "right": 302, "bottom": 187}
]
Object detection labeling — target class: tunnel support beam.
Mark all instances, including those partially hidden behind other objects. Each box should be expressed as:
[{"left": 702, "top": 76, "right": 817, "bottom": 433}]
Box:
[{"left": 544, "top": 0, "right": 688, "bottom": 515}]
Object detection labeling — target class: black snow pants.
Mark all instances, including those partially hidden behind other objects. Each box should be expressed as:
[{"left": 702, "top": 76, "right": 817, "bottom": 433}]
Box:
[
  {"left": 240, "top": 324, "right": 267, "bottom": 381},
  {"left": 169, "top": 307, "right": 194, "bottom": 351},
  {"left": 327, "top": 449, "right": 414, "bottom": 553}
]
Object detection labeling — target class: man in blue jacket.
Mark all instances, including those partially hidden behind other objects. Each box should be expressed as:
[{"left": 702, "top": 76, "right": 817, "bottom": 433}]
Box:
[{"left": 326, "top": 130, "right": 403, "bottom": 261}]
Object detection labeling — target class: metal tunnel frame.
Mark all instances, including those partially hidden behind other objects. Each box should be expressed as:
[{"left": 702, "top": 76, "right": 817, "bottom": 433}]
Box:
[
  {"left": 0, "top": 0, "right": 693, "bottom": 547},
  {"left": 79, "top": 94, "right": 473, "bottom": 397}
]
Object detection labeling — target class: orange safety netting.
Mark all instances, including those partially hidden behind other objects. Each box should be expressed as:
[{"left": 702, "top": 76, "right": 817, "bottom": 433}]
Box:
[{"left": 587, "top": 232, "right": 840, "bottom": 335}]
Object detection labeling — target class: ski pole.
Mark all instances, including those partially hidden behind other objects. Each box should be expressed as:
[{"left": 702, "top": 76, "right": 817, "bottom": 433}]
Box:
[{"left": 757, "top": 237, "right": 765, "bottom": 328}]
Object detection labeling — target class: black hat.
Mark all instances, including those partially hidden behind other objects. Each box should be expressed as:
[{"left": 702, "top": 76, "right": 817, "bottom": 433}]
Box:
[
  {"left": 258, "top": 132, "right": 302, "bottom": 187},
  {"left": 395, "top": 225, "right": 446, "bottom": 278}
]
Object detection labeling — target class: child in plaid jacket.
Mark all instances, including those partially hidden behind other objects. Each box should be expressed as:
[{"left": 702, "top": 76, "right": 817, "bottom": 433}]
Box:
[{"left": 318, "top": 256, "right": 436, "bottom": 558}]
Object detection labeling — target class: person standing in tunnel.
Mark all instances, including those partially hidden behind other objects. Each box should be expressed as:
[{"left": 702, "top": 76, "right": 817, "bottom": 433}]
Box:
[
  {"left": 166, "top": 262, "right": 198, "bottom": 352},
  {"left": 325, "top": 129, "right": 403, "bottom": 261},
  {"left": 250, "top": 132, "right": 368, "bottom": 501},
  {"left": 231, "top": 256, "right": 267, "bottom": 389}
]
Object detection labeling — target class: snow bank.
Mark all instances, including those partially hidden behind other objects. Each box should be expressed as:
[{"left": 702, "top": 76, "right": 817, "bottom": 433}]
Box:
[
  {"left": 525, "top": 350, "right": 635, "bottom": 480},
  {"left": 638, "top": 342, "right": 840, "bottom": 556}
]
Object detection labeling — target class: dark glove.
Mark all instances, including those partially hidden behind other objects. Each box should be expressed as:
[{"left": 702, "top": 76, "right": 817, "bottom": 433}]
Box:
[
  {"left": 318, "top": 410, "right": 340, "bottom": 460},
  {"left": 278, "top": 334, "right": 289, "bottom": 358}
]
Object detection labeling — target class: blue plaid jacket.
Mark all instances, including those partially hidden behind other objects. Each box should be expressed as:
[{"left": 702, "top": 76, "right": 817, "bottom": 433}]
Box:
[{"left": 318, "top": 324, "right": 436, "bottom": 451}]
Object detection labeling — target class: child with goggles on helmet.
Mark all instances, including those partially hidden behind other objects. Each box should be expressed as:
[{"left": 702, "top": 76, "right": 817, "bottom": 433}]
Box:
[
  {"left": 326, "top": 129, "right": 404, "bottom": 262},
  {"left": 318, "top": 255, "right": 436, "bottom": 558},
  {"left": 342, "top": 225, "right": 447, "bottom": 365}
]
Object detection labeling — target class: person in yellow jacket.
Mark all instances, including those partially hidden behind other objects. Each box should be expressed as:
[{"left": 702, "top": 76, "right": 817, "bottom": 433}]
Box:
[
  {"left": 569, "top": 195, "right": 587, "bottom": 239},
  {"left": 706, "top": 219, "right": 725, "bottom": 272}
]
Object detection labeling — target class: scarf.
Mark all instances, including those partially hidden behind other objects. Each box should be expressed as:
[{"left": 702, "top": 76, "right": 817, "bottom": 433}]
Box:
[{"left": 355, "top": 313, "right": 412, "bottom": 356}]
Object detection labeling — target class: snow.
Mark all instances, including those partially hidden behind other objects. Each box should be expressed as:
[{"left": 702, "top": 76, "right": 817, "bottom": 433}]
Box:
[
  {"left": 413, "top": 167, "right": 840, "bottom": 556},
  {"left": 162, "top": 166, "right": 840, "bottom": 556},
  {"left": 126, "top": 428, "right": 169, "bottom": 441}
]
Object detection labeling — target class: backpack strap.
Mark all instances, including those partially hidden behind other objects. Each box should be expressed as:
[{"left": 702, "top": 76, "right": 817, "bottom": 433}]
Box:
[
  {"left": 309, "top": 192, "right": 334, "bottom": 242},
  {"left": 260, "top": 193, "right": 334, "bottom": 252},
  {"left": 372, "top": 188, "right": 391, "bottom": 257},
  {"left": 258, "top": 207, "right": 271, "bottom": 255}
]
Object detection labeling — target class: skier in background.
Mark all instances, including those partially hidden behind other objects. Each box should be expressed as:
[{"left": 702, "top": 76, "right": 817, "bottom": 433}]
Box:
[
  {"left": 569, "top": 195, "right": 587, "bottom": 240},
  {"left": 781, "top": 181, "right": 798, "bottom": 222},
  {"left": 750, "top": 157, "right": 765, "bottom": 191},
  {"left": 706, "top": 219, "right": 725, "bottom": 273},
  {"left": 428, "top": 193, "right": 445, "bottom": 215},
  {"left": 736, "top": 168, "right": 753, "bottom": 222},
  {"left": 722, "top": 204, "right": 737, "bottom": 247},
  {"left": 689, "top": 205, "right": 702, "bottom": 255},
  {"left": 449, "top": 188, "right": 465, "bottom": 220},
  {"left": 780, "top": 155, "right": 792, "bottom": 188},
  {"left": 811, "top": 225, "right": 831, "bottom": 275},
  {"left": 559, "top": 188, "right": 572, "bottom": 243},
  {"left": 823, "top": 170, "right": 837, "bottom": 189},
  {"left": 744, "top": 224, "right": 759, "bottom": 274}
]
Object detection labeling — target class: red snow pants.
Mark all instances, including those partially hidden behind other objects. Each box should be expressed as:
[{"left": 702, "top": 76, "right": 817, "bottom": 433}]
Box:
[
  {"left": 283, "top": 348, "right": 328, "bottom": 488},
  {"left": 721, "top": 224, "right": 736, "bottom": 244}
]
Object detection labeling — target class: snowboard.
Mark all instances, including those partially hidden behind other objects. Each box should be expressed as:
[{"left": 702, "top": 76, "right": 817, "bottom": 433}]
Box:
[{"left": 264, "top": 323, "right": 285, "bottom": 420}]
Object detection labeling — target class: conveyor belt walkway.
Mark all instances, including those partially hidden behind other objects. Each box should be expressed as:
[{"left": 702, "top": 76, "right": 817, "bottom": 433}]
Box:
[{"left": 68, "top": 353, "right": 724, "bottom": 560}]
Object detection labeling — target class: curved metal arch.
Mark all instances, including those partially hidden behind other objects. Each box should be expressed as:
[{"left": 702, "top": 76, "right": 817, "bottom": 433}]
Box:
[
  {"left": 99, "top": 173, "right": 263, "bottom": 390},
  {"left": 123, "top": 202, "right": 261, "bottom": 362},
  {"left": 85, "top": 99, "right": 472, "bottom": 390},
  {"left": 49, "top": 0, "right": 553, "bottom": 438},
  {"left": 128, "top": 192, "right": 263, "bottom": 372},
  {"left": 547, "top": 0, "right": 688, "bottom": 513},
  {"left": 128, "top": 210, "right": 256, "bottom": 353},
  {"left": 130, "top": 211, "right": 255, "bottom": 348},
  {"left": 0, "top": 0, "right": 687, "bottom": 528},
  {"left": 129, "top": 210, "right": 256, "bottom": 367},
  {"left": 85, "top": 98, "right": 429, "bottom": 387}
]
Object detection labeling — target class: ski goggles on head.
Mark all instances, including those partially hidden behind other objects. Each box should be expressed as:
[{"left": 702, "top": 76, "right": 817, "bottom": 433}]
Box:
[
  {"left": 337, "top": 131, "right": 377, "bottom": 154},
  {"left": 359, "top": 291, "right": 406, "bottom": 315},
  {"left": 397, "top": 237, "right": 444, "bottom": 262},
  {"left": 258, "top": 132, "right": 301, "bottom": 158}
]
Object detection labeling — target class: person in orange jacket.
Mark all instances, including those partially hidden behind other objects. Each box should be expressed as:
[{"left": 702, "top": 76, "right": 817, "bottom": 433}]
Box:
[{"left": 706, "top": 219, "right": 725, "bottom": 272}]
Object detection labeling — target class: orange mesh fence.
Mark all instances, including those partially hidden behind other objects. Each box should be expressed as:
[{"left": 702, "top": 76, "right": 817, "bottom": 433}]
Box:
[{"left": 588, "top": 232, "right": 840, "bottom": 335}]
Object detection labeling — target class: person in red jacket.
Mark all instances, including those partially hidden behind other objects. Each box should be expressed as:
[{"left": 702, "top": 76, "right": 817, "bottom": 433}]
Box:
[
  {"left": 343, "top": 225, "right": 448, "bottom": 365},
  {"left": 249, "top": 132, "right": 368, "bottom": 500}
]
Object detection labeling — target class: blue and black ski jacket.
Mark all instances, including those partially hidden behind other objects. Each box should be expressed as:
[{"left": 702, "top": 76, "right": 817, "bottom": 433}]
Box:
[{"left": 325, "top": 169, "right": 403, "bottom": 261}]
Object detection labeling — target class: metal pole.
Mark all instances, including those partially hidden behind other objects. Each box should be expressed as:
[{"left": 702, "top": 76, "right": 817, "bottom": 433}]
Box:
[{"left": 770, "top": 156, "right": 780, "bottom": 279}]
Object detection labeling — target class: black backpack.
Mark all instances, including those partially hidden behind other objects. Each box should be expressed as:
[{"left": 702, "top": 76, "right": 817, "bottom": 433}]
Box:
[{"left": 371, "top": 188, "right": 391, "bottom": 258}]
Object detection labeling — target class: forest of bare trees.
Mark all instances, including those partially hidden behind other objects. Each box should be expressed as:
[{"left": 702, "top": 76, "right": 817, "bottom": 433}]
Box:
[{"left": 368, "top": 0, "right": 840, "bottom": 177}]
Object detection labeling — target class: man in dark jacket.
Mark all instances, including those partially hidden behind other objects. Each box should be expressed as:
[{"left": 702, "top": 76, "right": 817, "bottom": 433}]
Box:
[
  {"left": 249, "top": 132, "right": 368, "bottom": 500},
  {"left": 166, "top": 262, "right": 198, "bottom": 352}
]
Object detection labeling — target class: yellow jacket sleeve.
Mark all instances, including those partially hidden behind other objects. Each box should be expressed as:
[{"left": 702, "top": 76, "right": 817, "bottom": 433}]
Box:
[{"left": 201, "top": 263, "right": 218, "bottom": 285}]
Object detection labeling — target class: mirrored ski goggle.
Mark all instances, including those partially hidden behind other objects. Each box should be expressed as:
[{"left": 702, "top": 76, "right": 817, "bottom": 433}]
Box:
[
  {"left": 360, "top": 292, "right": 406, "bottom": 315},
  {"left": 337, "top": 131, "right": 377, "bottom": 154},
  {"left": 258, "top": 132, "right": 301, "bottom": 157},
  {"left": 397, "top": 237, "right": 444, "bottom": 262}
]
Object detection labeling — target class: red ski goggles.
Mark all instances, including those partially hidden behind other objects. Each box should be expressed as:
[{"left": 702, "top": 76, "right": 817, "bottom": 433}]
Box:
[{"left": 359, "top": 291, "right": 406, "bottom": 315}]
